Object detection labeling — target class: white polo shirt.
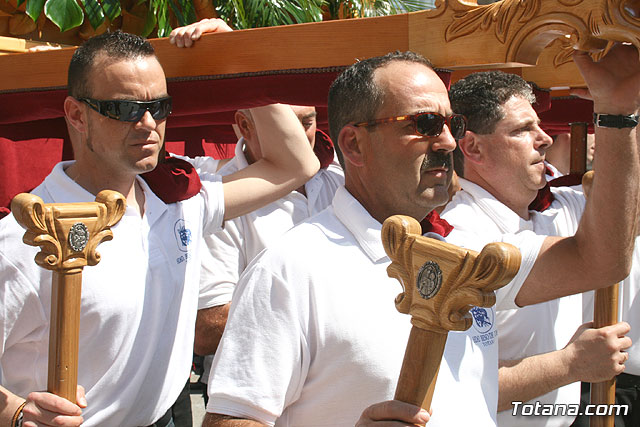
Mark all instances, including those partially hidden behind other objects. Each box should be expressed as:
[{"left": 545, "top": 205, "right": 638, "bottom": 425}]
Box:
[
  {"left": 442, "top": 178, "right": 586, "bottom": 427},
  {"left": 193, "top": 138, "right": 344, "bottom": 309},
  {"left": 0, "top": 161, "right": 225, "bottom": 427},
  {"left": 583, "top": 238, "right": 640, "bottom": 376},
  {"left": 207, "top": 186, "right": 500, "bottom": 427}
]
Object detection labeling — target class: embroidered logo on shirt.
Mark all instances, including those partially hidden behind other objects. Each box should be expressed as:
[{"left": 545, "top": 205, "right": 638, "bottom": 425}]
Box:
[
  {"left": 470, "top": 306, "right": 498, "bottom": 346},
  {"left": 174, "top": 219, "right": 192, "bottom": 252}
]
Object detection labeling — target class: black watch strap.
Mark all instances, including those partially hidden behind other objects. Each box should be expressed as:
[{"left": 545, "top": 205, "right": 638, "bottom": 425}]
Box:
[{"left": 593, "top": 113, "right": 639, "bottom": 129}]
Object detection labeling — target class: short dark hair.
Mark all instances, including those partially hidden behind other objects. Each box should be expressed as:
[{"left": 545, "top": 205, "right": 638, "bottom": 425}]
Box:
[
  {"left": 68, "top": 31, "right": 156, "bottom": 98},
  {"left": 449, "top": 71, "right": 536, "bottom": 135},
  {"left": 327, "top": 51, "right": 434, "bottom": 166}
]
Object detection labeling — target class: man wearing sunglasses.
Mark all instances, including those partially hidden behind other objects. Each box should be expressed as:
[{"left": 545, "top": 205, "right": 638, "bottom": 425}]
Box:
[
  {"left": 0, "top": 30, "right": 320, "bottom": 427},
  {"left": 442, "top": 44, "right": 640, "bottom": 426},
  {"left": 202, "top": 51, "right": 461, "bottom": 426}
]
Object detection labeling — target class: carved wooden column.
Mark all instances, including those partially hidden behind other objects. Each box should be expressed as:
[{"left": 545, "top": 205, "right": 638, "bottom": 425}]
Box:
[
  {"left": 10, "top": 190, "right": 126, "bottom": 401},
  {"left": 382, "top": 215, "right": 521, "bottom": 409}
]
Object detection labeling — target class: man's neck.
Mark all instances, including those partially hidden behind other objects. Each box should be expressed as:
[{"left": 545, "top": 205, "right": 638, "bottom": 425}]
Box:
[
  {"left": 462, "top": 171, "right": 534, "bottom": 220},
  {"left": 344, "top": 177, "right": 427, "bottom": 226},
  {"left": 65, "top": 162, "right": 145, "bottom": 216}
]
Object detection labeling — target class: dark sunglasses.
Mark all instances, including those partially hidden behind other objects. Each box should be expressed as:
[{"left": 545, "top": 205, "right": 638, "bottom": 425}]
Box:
[
  {"left": 354, "top": 112, "right": 467, "bottom": 140},
  {"left": 79, "top": 97, "right": 173, "bottom": 122}
]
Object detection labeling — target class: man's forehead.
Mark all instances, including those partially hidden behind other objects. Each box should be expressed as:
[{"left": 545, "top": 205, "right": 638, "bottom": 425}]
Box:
[
  {"left": 291, "top": 105, "right": 316, "bottom": 117},
  {"left": 499, "top": 96, "right": 539, "bottom": 124},
  {"left": 92, "top": 54, "right": 163, "bottom": 76},
  {"left": 375, "top": 61, "right": 441, "bottom": 84},
  {"left": 375, "top": 63, "right": 448, "bottom": 103},
  {"left": 374, "top": 62, "right": 450, "bottom": 115},
  {"left": 88, "top": 54, "right": 167, "bottom": 96}
]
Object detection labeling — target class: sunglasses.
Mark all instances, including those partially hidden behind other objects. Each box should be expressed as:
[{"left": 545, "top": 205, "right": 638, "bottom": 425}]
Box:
[
  {"left": 79, "top": 97, "right": 173, "bottom": 122},
  {"left": 354, "top": 112, "right": 467, "bottom": 140}
]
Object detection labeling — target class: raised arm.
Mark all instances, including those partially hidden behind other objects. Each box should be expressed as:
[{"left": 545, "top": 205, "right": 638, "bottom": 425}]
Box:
[
  {"left": 221, "top": 104, "right": 319, "bottom": 220},
  {"left": 517, "top": 44, "right": 640, "bottom": 306}
]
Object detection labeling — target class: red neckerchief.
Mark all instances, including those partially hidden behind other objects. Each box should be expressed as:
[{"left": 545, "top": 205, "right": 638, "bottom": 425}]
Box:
[
  {"left": 420, "top": 210, "right": 453, "bottom": 237},
  {"left": 141, "top": 155, "right": 202, "bottom": 204},
  {"left": 314, "top": 129, "right": 335, "bottom": 170},
  {"left": 0, "top": 206, "right": 10, "bottom": 219},
  {"left": 529, "top": 173, "right": 584, "bottom": 212}
]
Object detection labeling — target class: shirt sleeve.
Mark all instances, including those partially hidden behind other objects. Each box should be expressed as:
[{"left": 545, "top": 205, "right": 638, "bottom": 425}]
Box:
[
  {"left": 198, "top": 218, "right": 245, "bottom": 310},
  {"left": 199, "top": 173, "right": 225, "bottom": 236},
  {"left": 206, "top": 262, "right": 309, "bottom": 426},
  {"left": 0, "top": 241, "right": 49, "bottom": 391},
  {"left": 494, "top": 231, "right": 546, "bottom": 310}
]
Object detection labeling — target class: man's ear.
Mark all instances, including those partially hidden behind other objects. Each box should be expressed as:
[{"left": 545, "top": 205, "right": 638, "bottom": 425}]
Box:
[
  {"left": 234, "top": 111, "right": 255, "bottom": 140},
  {"left": 337, "top": 125, "right": 366, "bottom": 168},
  {"left": 64, "top": 96, "right": 88, "bottom": 133},
  {"left": 458, "top": 131, "right": 483, "bottom": 165}
]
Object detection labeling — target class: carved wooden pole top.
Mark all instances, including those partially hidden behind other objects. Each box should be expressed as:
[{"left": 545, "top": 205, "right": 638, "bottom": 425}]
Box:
[
  {"left": 382, "top": 215, "right": 521, "bottom": 334},
  {"left": 10, "top": 190, "right": 126, "bottom": 272}
]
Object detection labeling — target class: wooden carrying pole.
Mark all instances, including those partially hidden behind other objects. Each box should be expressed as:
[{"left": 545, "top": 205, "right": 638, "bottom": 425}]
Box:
[
  {"left": 570, "top": 120, "right": 619, "bottom": 427},
  {"left": 581, "top": 169, "right": 619, "bottom": 427},
  {"left": 381, "top": 215, "right": 521, "bottom": 409},
  {"left": 10, "top": 190, "right": 125, "bottom": 401},
  {"left": 569, "top": 122, "right": 588, "bottom": 176}
]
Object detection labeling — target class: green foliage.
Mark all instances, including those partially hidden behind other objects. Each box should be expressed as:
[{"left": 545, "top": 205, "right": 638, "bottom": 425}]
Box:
[
  {"left": 322, "top": 0, "right": 434, "bottom": 19},
  {"left": 216, "top": 0, "right": 324, "bottom": 30},
  {"left": 17, "top": 0, "right": 434, "bottom": 36},
  {"left": 101, "top": 0, "right": 121, "bottom": 21},
  {"left": 81, "top": 0, "right": 105, "bottom": 30},
  {"left": 25, "top": 0, "right": 46, "bottom": 21},
  {"left": 44, "top": 0, "right": 84, "bottom": 31}
]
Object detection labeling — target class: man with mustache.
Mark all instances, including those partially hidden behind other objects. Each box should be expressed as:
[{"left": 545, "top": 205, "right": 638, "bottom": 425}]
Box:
[
  {"left": 203, "top": 45, "right": 638, "bottom": 426},
  {"left": 203, "top": 51, "right": 459, "bottom": 426},
  {"left": 442, "top": 45, "right": 639, "bottom": 426}
]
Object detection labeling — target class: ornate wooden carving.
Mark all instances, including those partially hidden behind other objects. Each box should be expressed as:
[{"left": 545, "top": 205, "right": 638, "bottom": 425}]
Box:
[
  {"left": 10, "top": 190, "right": 126, "bottom": 401},
  {"left": 382, "top": 215, "right": 521, "bottom": 409},
  {"left": 423, "top": 0, "right": 637, "bottom": 64}
]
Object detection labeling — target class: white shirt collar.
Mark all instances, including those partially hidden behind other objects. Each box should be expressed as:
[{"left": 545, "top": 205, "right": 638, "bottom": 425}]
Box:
[
  {"left": 42, "top": 161, "right": 96, "bottom": 203},
  {"left": 332, "top": 186, "right": 388, "bottom": 263},
  {"left": 42, "top": 160, "right": 166, "bottom": 221},
  {"left": 457, "top": 177, "right": 534, "bottom": 233}
]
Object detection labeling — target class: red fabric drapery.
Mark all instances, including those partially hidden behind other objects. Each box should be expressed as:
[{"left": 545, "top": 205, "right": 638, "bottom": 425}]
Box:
[{"left": 1, "top": 68, "right": 595, "bottom": 213}]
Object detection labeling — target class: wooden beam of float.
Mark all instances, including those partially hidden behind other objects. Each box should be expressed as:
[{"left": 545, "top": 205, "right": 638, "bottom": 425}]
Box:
[
  {"left": 381, "top": 215, "right": 521, "bottom": 409},
  {"left": 2, "top": 0, "right": 640, "bottom": 93},
  {"left": 10, "top": 190, "right": 125, "bottom": 401}
]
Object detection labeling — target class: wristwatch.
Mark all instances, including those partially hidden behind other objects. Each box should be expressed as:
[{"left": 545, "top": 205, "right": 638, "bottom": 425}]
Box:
[
  {"left": 593, "top": 113, "right": 639, "bottom": 129},
  {"left": 14, "top": 411, "right": 23, "bottom": 427}
]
